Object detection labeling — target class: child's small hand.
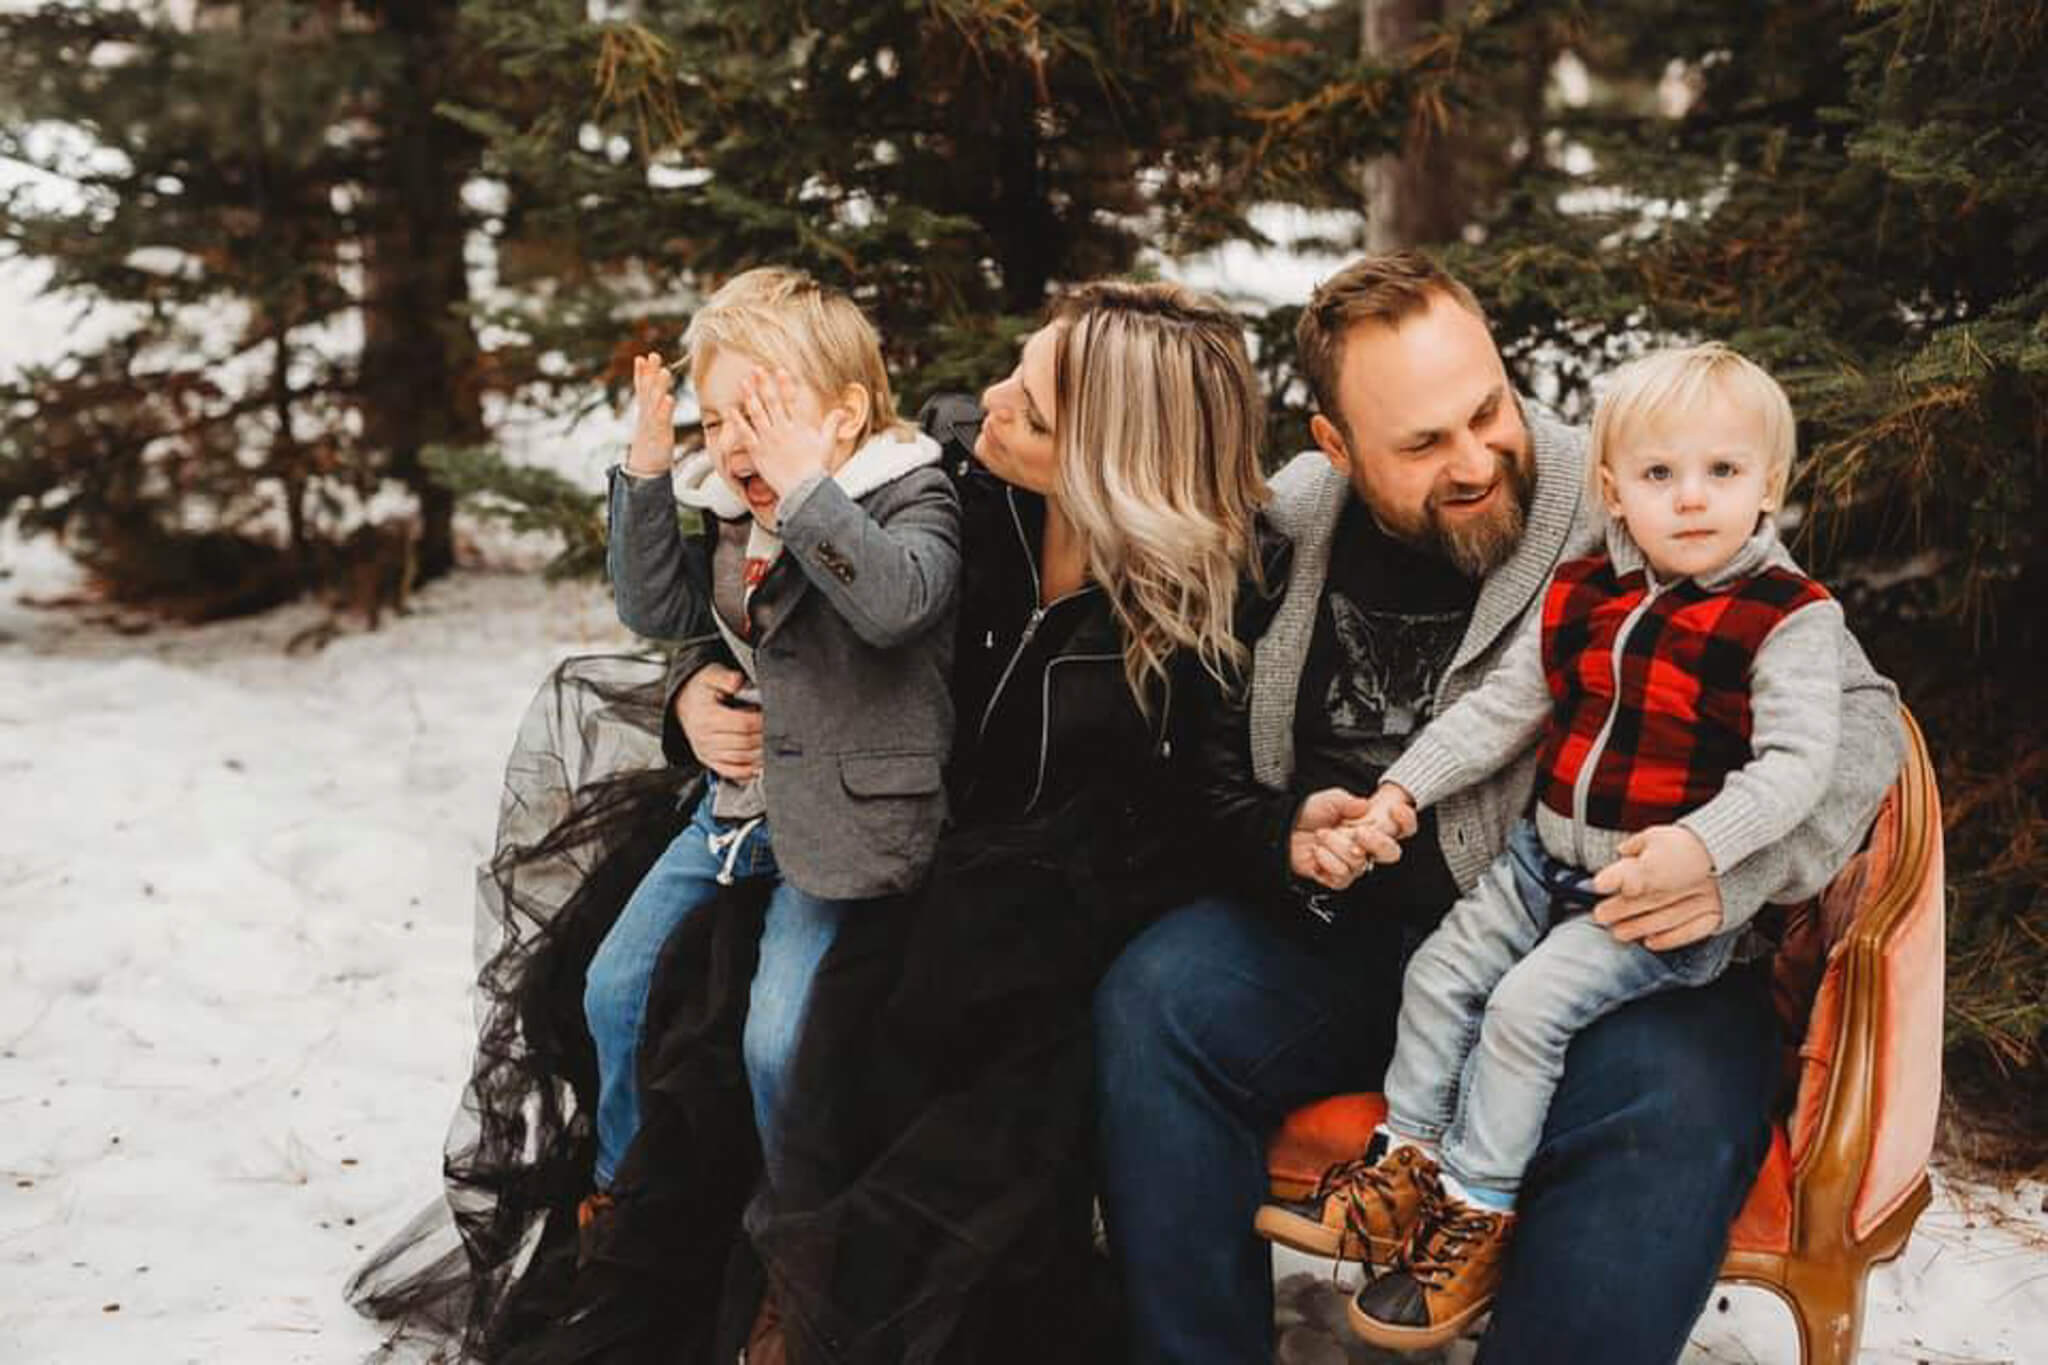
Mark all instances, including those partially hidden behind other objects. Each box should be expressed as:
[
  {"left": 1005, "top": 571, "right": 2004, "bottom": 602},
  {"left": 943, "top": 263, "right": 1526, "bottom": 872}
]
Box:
[
  {"left": 1346, "top": 783, "right": 1418, "bottom": 845},
  {"left": 733, "top": 368, "right": 845, "bottom": 495},
  {"left": 1290, "top": 787, "right": 1384, "bottom": 890},
  {"left": 626, "top": 352, "right": 678, "bottom": 475},
  {"left": 1591, "top": 824, "right": 1717, "bottom": 935}
]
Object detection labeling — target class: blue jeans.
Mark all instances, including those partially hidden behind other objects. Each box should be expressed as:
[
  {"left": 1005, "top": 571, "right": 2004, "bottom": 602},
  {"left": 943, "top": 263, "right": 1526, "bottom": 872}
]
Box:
[
  {"left": 1384, "top": 822, "right": 1737, "bottom": 1200},
  {"left": 584, "top": 783, "right": 863, "bottom": 1189},
  {"left": 1094, "top": 891, "right": 1779, "bottom": 1365}
]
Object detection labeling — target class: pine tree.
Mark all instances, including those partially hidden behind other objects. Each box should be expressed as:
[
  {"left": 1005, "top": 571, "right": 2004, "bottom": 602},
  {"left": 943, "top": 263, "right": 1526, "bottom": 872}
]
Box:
[
  {"left": 419, "top": 0, "right": 1302, "bottom": 569},
  {"left": 0, "top": 1, "right": 484, "bottom": 616},
  {"left": 1435, "top": 0, "right": 2046, "bottom": 1105},
  {"left": 446, "top": 0, "right": 1299, "bottom": 414}
]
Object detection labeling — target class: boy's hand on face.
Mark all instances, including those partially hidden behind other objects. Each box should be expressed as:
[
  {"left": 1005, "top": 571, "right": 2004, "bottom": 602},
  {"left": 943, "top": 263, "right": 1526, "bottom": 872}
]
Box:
[
  {"left": 626, "top": 352, "right": 678, "bottom": 475},
  {"left": 1591, "top": 824, "right": 1724, "bottom": 949},
  {"left": 733, "top": 367, "right": 845, "bottom": 495}
]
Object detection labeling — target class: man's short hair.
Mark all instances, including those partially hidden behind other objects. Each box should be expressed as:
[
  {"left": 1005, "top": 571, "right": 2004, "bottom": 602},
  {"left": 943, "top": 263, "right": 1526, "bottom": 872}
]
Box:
[{"left": 1294, "top": 251, "right": 1486, "bottom": 438}]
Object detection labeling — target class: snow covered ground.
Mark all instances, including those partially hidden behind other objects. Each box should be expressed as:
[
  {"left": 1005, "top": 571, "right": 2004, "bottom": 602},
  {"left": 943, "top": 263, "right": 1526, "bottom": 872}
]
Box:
[{"left": 1, "top": 529, "right": 2044, "bottom": 1364}]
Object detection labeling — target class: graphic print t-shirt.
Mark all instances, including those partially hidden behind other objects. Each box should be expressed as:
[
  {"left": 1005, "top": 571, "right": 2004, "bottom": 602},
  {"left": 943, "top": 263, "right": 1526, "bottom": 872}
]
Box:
[{"left": 1294, "top": 496, "right": 1476, "bottom": 924}]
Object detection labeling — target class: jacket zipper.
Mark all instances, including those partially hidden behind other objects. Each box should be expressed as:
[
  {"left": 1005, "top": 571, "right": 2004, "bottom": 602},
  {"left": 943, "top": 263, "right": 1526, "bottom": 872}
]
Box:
[
  {"left": 1569, "top": 576, "right": 1666, "bottom": 866},
  {"left": 974, "top": 490, "right": 1052, "bottom": 745},
  {"left": 1025, "top": 651, "right": 1122, "bottom": 812},
  {"left": 975, "top": 486, "right": 1101, "bottom": 804}
]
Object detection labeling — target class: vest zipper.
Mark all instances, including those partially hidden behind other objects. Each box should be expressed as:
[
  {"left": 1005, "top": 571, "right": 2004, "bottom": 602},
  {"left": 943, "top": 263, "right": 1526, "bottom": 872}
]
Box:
[{"left": 1569, "top": 576, "right": 1667, "bottom": 867}]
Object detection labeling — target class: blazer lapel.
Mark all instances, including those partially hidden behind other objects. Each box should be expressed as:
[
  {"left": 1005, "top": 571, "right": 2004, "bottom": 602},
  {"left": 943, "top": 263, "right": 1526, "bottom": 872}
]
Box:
[{"left": 749, "top": 557, "right": 810, "bottom": 641}]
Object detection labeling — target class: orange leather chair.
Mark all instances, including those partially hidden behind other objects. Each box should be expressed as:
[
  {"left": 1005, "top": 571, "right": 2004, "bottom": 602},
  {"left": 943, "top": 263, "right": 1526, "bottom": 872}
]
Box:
[{"left": 1267, "top": 710, "right": 1945, "bottom": 1365}]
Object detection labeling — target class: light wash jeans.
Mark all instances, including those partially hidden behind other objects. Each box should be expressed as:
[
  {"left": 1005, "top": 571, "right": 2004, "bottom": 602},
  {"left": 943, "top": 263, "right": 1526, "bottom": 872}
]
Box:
[
  {"left": 583, "top": 782, "right": 864, "bottom": 1189},
  {"left": 1382, "top": 821, "right": 1738, "bottom": 1202}
]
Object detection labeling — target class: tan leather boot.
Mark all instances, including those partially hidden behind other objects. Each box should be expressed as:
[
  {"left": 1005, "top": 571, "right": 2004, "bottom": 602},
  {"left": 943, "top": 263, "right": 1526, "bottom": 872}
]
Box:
[
  {"left": 1254, "top": 1143, "right": 1444, "bottom": 1266},
  {"left": 1346, "top": 1196, "right": 1515, "bottom": 1351}
]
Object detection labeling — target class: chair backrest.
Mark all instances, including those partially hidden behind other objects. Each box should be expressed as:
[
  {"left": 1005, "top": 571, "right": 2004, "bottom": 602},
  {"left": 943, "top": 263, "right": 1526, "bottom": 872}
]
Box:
[{"left": 1782, "top": 709, "right": 1945, "bottom": 1245}]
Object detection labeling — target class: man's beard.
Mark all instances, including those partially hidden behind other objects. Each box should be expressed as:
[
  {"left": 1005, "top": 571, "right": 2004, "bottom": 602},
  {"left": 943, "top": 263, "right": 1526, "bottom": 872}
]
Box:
[{"left": 1424, "top": 447, "right": 1533, "bottom": 578}]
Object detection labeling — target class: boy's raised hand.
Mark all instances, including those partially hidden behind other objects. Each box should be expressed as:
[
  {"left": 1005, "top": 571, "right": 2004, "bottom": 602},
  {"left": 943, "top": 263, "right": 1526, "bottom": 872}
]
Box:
[
  {"left": 626, "top": 352, "right": 679, "bottom": 475},
  {"left": 733, "top": 367, "right": 846, "bottom": 494}
]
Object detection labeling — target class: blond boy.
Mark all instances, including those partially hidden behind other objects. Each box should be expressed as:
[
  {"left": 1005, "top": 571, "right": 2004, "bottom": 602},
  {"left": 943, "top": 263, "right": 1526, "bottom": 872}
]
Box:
[{"left": 589, "top": 268, "right": 959, "bottom": 1201}]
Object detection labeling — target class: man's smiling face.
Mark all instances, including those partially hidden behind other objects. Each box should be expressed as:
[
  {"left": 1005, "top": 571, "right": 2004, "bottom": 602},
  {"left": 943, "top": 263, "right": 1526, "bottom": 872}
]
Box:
[{"left": 1311, "top": 289, "right": 1534, "bottom": 578}]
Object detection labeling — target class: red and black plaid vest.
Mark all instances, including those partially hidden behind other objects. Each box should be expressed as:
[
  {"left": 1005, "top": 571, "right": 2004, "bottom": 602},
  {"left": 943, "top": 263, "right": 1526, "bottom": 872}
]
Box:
[{"left": 1535, "top": 554, "right": 1830, "bottom": 834}]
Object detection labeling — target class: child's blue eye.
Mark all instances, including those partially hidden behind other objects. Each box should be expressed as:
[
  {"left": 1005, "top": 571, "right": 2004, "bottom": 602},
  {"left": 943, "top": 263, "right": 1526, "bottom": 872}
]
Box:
[
  {"left": 1711, "top": 461, "right": 1738, "bottom": 478},
  {"left": 1645, "top": 465, "right": 1670, "bottom": 481}
]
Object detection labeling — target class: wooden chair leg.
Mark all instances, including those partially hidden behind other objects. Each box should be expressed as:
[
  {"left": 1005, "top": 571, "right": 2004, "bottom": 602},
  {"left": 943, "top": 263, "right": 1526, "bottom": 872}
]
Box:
[{"left": 1778, "top": 1255, "right": 1871, "bottom": 1365}]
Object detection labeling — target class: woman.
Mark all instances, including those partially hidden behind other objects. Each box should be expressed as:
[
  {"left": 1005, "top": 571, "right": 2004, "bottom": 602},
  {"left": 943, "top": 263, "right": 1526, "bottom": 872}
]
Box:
[
  {"left": 738, "top": 280, "right": 1281, "bottom": 1365},
  {"left": 348, "top": 280, "right": 1277, "bottom": 1364}
]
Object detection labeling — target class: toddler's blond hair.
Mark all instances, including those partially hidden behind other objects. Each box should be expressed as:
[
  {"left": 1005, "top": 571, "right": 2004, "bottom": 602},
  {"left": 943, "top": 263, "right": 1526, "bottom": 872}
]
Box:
[
  {"left": 1590, "top": 342, "right": 1797, "bottom": 507},
  {"left": 682, "top": 267, "right": 907, "bottom": 445}
]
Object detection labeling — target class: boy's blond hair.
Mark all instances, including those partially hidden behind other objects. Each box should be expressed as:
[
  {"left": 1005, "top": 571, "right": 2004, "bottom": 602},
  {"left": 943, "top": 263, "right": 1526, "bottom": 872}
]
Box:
[
  {"left": 1590, "top": 342, "right": 1797, "bottom": 506},
  {"left": 682, "top": 267, "right": 907, "bottom": 445}
]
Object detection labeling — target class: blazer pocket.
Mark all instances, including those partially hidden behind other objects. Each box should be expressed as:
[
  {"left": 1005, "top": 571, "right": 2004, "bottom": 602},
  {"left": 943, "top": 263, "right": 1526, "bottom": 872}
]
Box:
[{"left": 837, "top": 751, "right": 944, "bottom": 798}]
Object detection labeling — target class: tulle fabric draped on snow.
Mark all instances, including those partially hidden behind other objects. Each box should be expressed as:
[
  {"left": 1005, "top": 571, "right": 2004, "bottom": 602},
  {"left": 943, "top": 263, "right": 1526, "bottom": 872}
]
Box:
[
  {"left": 344, "top": 652, "right": 697, "bottom": 1358},
  {"left": 347, "top": 649, "right": 1153, "bottom": 1365}
]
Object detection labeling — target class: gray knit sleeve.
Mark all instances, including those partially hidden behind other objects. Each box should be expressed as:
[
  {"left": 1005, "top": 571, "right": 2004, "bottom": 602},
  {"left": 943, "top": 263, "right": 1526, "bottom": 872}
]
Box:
[
  {"left": 1679, "top": 598, "right": 1844, "bottom": 882},
  {"left": 1382, "top": 604, "right": 1550, "bottom": 809},
  {"left": 1711, "top": 619, "right": 1901, "bottom": 928},
  {"left": 606, "top": 463, "right": 709, "bottom": 641}
]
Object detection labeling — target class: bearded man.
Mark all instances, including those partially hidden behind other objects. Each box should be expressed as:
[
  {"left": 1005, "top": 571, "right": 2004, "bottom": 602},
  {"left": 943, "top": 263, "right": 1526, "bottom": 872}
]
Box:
[{"left": 1093, "top": 251, "right": 1903, "bottom": 1364}]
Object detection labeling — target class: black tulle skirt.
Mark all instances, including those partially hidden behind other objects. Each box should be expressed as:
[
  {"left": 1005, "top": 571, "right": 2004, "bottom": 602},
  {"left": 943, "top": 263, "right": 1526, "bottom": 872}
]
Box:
[{"left": 348, "top": 654, "right": 1189, "bottom": 1364}]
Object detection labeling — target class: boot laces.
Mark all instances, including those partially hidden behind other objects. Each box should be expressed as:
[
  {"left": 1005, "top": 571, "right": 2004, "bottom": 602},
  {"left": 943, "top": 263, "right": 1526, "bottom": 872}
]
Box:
[
  {"left": 1310, "top": 1148, "right": 1436, "bottom": 1249},
  {"left": 1401, "top": 1203, "right": 1502, "bottom": 1289}
]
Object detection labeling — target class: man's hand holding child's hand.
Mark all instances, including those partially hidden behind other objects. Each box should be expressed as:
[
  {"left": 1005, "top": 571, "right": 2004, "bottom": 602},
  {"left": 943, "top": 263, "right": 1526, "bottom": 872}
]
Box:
[
  {"left": 1288, "top": 784, "right": 1416, "bottom": 893},
  {"left": 732, "top": 367, "right": 847, "bottom": 494},
  {"left": 1349, "top": 783, "right": 1418, "bottom": 845},
  {"left": 1591, "top": 823, "right": 1725, "bottom": 950}
]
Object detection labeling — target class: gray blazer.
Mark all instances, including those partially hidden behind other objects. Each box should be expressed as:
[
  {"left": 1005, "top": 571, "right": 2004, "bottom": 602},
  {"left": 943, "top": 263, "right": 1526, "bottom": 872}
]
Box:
[{"left": 606, "top": 442, "right": 961, "bottom": 900}]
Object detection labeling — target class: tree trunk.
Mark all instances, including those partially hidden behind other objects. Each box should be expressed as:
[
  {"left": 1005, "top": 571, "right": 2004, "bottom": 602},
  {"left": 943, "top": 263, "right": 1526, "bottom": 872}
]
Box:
[
  {"left": 270, "top": 331, "right": 311, "bottom": 572},
  {"left": 356, "top": 0, "right": 482, "bottom": 584},
  {"left": 1360, "top": 0, "right": 1467, "bottom": 250},
  {"left": 989, "top": 63, "right": 1060, "bottom": 315}
]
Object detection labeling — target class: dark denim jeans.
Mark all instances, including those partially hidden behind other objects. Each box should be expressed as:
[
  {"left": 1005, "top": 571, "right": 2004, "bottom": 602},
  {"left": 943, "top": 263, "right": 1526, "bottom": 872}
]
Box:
[
  {"left": 584, "top": 783, "right": 860, "bottom": 1189},
  {"left": 1094, "top": 894, "right": 1779, "bottom": 1365}
]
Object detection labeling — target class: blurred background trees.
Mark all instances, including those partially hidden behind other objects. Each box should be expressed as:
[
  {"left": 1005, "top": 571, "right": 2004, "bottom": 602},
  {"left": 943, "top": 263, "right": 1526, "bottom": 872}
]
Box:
[
  {"left": 2, "top": 0, "right": 2041, "bottom": 1140},
  {"left": 0, "top": 1, "right": 483, "bottom": 615}
]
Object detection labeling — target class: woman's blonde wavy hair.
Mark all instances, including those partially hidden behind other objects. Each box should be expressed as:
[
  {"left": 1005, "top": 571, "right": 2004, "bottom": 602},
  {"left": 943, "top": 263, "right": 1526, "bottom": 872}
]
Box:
[{"left": 1047, "top": 281, "right": 1270, "bottom": 711}]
